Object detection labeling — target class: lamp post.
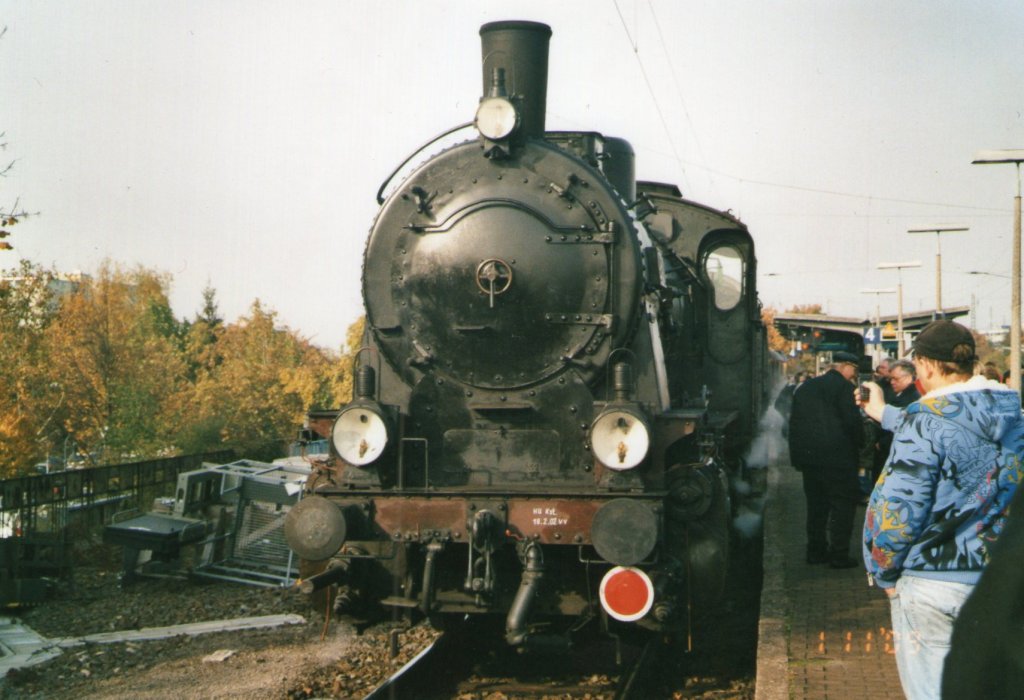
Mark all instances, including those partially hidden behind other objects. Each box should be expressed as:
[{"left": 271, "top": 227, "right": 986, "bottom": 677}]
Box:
[
  {"left": 860, "top": 288, "right": 897, "bottom": 364},
  {"left": 972, "top": 149, "right": 1024, "bottom": 391},
  {"left": 878, "top": 261, "right": 922, "bottom": 357},
  {"left": 966, "top": 271, "right": 1011, "bottom": 346},
  {"left": 908, "top": 226, "right": 968, "bottom": 319}
]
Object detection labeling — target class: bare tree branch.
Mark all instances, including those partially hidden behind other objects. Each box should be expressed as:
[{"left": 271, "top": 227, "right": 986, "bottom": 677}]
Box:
[{"left": 0, "top": 196, "right": 39, "bottom": 221}]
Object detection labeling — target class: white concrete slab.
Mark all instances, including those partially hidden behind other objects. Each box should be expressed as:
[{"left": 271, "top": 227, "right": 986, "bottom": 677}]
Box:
[
  {"left": 0, "top": 617, "right": 62, "bottom": 676},
  {"left": 0, "top": 612, "right": 306, "bottom": 677},
  {"left": 55, "top": 613, "right": 306, "bottom": 647}
]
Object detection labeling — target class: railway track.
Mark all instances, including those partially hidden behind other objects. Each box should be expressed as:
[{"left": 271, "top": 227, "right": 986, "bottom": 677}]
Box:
[
  {"left": 360, "top": 529, "right": 762, "bottom": 699},
  {"left": 363, "top": 621, "right": 667, "bottom": 700},
  {"left": 362, "top": 627, "right": 461, "bottom": 700}
]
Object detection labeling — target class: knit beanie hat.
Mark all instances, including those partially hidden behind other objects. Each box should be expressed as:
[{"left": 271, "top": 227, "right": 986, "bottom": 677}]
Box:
[{"left": 912, "top": 320, "right": 976, "bottom": 363}]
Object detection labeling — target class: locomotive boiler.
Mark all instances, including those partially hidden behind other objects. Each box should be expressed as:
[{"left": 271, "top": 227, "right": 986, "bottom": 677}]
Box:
[{"left": 285, "top": 20, "right": 769, "bottom": 648}]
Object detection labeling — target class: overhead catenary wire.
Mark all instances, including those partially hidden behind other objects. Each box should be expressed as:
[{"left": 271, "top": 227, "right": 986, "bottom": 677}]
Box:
[
  {"left": 612, "top": 0, "right": 694, "bottom": 194},
  {"left": 609, "top": 0, "right": 1005, "bottom": 327},
  {"left": 633, "top": 141, "right": 1009, "bottom": 213},
  {"left": 607, "top": 2, "right": 1005, "bottom": 217},
  {"left": 646, "top": 0, "right": 721, "bottom": 201}
]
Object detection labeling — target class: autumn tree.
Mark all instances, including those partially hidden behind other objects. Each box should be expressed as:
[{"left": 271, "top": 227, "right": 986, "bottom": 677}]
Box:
[
  {"left": 786, "top": 303, "right": 824, "bottom": 315},
  {"left": 761, "top": 304, "right": 826, "bottom": 357},
  {"left": 0, "top": 260, "right": 356, "bottom": 474},
  {"left": 760, "top": 306, "right": 790, "bottom": 354},
  {"left": 183, "top": 284, "right": 224, "bottom": 380},
  {"left": 39, "top": 264, "right": 188, "bottom": 465},
  {"left": 334, "top": 315, "right": 366, "bottom": 404},
  {"left": 175, "top": 301, "right": 348, "bottom": 461},
  {"left": 0, "top": 260, "right": 58, "bottom": 473},
  {"left": 761, "top": 303, "right": 828, "bottom": 378}
]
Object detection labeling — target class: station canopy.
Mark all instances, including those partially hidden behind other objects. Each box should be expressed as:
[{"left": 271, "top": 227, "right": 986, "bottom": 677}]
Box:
[{"left": 774, "top": 306, "right": 971, "bottom": 358}]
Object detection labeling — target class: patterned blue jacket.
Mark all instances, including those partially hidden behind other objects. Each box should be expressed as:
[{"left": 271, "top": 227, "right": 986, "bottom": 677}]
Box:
[{"left": 863, "top": 376, "right": 1024, "bottom": 589}]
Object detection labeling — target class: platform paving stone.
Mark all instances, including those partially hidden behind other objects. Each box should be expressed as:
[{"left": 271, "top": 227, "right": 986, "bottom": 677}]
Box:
[{"left": 756, "top": 463, "right": 902, "bottom": 699}]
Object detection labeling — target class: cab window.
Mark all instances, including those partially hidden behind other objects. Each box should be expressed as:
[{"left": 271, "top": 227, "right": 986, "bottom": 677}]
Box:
[{"left": 705, "top": 245, "right": 744, "bottom": 311}]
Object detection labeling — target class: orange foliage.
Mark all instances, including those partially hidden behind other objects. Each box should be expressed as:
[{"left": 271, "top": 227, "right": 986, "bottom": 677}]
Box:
[
  {"left": 0, "top": 261, "right": 358, "bottom": 474},
  {"left": 761, "top": 306, "right": 791, "bottom": 354}
]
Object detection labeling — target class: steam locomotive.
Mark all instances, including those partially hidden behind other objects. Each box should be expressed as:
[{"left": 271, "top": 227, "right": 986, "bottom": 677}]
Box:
[{"left": 285, "top": 20, "right": 770, "bottom": 648}]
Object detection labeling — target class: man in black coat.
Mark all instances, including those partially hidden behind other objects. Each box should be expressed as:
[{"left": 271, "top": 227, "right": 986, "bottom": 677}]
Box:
[{"left": 788, "top": 352, "right": 864, "bottom": 568}]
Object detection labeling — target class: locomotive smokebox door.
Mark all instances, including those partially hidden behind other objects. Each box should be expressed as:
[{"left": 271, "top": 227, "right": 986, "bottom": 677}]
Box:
[{"left": 364, "top": 143, "right": 642, "bottom": 392}]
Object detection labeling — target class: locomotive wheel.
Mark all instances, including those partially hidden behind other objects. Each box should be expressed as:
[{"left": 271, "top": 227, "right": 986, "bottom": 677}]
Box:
[{"left": 680, "top": 471, "right": 731, "bottom": 620}]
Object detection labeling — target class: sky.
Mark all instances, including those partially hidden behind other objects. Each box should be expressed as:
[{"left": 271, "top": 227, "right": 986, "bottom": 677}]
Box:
[{"left": 3, "top": 1, "right": 1023, "bottom": 350}]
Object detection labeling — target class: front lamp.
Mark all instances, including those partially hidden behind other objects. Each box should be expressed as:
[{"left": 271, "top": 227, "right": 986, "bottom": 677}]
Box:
[
  {"left": 590, "top": 407, "right": 651, "bottom": 470},
  {"left": 475, "top": 96, "right": 519, "bottom": 141},
  {"left": 332, "top": 403, "right": 391, "bottom": 466}
]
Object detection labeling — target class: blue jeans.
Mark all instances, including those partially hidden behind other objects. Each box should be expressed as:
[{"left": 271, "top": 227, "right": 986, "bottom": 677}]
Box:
[{"left": 890, "top": 576, "right": 974, "bottom": 700}]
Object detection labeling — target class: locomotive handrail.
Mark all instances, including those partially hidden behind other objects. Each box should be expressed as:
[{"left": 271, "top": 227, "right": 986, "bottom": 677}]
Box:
[
  {"left": 376, "top": 121, "right": 474, "bottom": 204},
  {"left": 403, "top": 198, "right": 607, "bottom": 237}
]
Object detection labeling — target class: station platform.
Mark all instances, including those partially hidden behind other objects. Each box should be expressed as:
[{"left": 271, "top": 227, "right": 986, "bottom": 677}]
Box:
[{"left": 755, "top": 463, "right": 902, "bottom": 699}]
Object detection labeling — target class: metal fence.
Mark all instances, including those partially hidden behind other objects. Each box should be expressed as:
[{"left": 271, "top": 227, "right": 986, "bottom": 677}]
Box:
[
  {"left": 0, "top": 452, "right": 233, "bottom": 605},
  {"left": 0, "top": 451, "right": 234, "bottom": 539}
]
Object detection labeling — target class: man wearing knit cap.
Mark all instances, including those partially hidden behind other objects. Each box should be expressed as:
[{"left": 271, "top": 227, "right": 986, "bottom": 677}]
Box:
[
  {"left": 859, "top": 319, "right": 1024, "bottom": 700},
  {"left": 788, "top": 350, "right": 864, "bottom": 568}
]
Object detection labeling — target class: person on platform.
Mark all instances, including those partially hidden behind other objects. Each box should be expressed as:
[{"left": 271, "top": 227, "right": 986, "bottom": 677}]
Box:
[
  {"left": 773, "top": 371, "right": 806, "bottom": 437},
  {"left": 788, "top": 351, "right": 863, "bottom": 568},
  {"left": 870, "top": 359, "right": 921, "bottom": 484},
  {"left": 873, "top": 358, "right": 895, "bottom": 403},
  {"left": 859, "top": 320, "right": 1024, "bottom": 700},
  {"left": 982, "top": 362, "right": 1002, "bottom": 383}
]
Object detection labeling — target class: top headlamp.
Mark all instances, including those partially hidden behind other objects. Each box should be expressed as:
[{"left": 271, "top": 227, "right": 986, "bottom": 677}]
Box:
[
  {"left": 332, "top": 403, "right": 390, "bottom": 466},
  {"left": 475, "top": 97, "right": 519, "bottom": 141},
  {"left": 590, "top": 407, "right": 651, "bottom": 470}
]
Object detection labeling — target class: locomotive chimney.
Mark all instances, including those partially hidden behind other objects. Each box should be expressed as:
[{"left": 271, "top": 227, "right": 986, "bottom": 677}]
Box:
[{"left": 480, "top": 21, "right": 552, "bottom": 140}]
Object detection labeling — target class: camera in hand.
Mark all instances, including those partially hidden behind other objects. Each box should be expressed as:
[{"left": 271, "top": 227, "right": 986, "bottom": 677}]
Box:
[{"left": 858, "top": 385, "right": 870, "bottom": 402}]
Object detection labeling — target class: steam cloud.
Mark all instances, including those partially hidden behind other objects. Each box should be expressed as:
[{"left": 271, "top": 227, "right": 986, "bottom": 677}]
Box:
[{"left": 730, "top": 376, "right": 791, "bottom": 539}]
